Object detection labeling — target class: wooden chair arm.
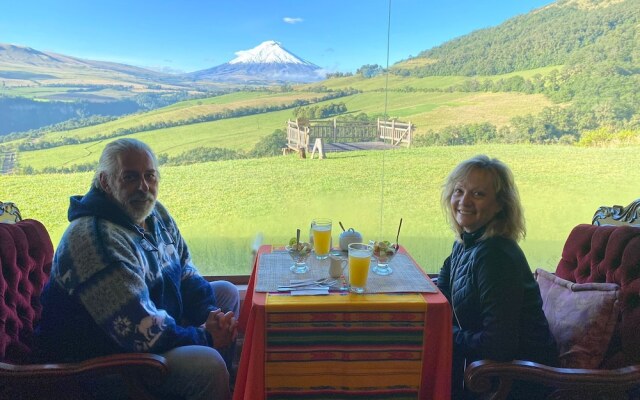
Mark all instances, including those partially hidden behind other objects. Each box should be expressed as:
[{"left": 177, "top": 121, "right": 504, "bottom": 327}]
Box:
[
  {"left": 464, "top": 359, "right": 640, "bottom": 400},
  {"left": 0, "top": 353, "right": 169, "bottom": 399}
]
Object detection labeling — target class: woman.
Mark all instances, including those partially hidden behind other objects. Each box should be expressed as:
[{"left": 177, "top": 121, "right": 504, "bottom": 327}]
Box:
[{"left": 437, "top": 155, "right": 557, "bottom": 400}]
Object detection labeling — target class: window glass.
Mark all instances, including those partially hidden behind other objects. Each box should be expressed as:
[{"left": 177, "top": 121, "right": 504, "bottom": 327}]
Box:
[{"left": 2, "top": 0, "right": 639, "bottom": 276}]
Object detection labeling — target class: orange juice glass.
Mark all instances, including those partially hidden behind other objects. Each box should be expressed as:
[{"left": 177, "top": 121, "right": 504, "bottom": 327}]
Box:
[
  {"left": 348, "top": 243, "right": 373, "bottom": 294},
  {"left": 312, "top": 218, "right": 332, "bottom": 259}
]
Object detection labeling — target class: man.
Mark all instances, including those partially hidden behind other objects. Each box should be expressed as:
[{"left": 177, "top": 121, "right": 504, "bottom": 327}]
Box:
[{"left": 37, "top": 138, "right": 239, "bottom": 400}]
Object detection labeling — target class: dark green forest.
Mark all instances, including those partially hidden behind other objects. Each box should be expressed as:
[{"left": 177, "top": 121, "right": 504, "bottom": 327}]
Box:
[{"left": 392, "top": 0, "right": 640, "bottom": 139}]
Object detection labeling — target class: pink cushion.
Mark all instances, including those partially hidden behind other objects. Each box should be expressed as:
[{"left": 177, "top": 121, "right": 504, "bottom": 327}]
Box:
[
  {"left": 536, "top": 268, "right": 620, "bottom": 369},
  {"left": 0, "top": 220, "right": 53, "bottom": 363},
  {"left": 555, "top": 224, "right": 640, "bottom": 366}
]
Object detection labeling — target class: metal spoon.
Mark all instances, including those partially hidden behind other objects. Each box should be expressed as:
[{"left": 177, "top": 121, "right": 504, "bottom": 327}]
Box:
[{"left": 395, "top": 218, "right": 403, "bottom": 249}]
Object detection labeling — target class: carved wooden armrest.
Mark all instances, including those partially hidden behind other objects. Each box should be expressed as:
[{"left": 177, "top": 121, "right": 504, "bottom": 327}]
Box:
[
  {"left": 592, "top": 199, "right": 640, "bottom": 226},
  {"left": 0, "top": 353, "right": 168, "bottom": 400},
  {"left": 464, "top": 359, "right": 640, "bottom": 400}
]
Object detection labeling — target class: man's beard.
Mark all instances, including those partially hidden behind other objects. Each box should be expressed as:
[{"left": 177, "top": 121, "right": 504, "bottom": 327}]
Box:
[{"left": 113, "top": 190, "right": 156, "bottom": 225}]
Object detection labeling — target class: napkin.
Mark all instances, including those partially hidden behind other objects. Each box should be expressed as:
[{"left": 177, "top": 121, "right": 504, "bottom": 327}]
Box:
[{"left": 290, "top": 288, "right": 329, "bottom": 296}]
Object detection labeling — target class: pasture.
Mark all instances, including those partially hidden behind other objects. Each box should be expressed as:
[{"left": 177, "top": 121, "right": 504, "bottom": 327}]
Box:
[
  {"left": 15, "top": 89, "right": 553, "bottom": 172},
  {"left": 4, "top": 144, "right": 639, "bottom": 275}
]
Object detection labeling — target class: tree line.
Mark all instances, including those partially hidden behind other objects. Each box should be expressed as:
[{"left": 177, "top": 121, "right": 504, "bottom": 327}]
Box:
[
  {"left": 21, "top": 129, "right": 289, "bottom": 174},
  {"left": 16, "top": 89, "right": 359, "bottom": 152},
  {"left": 292, "top": 102, "right": 347, "bottom": 120},
  {"left": 19, "top": 111, "right": 383, "bottom": 174},
  {"left": 0, "top": 90, "right": 197, "bottom": 137},
  {"left": 412, "top": 120, "right": 640, "bottom": 147}
]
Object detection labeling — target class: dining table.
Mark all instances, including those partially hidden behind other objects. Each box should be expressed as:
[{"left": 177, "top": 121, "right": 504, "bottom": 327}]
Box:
[{"left": 233, "top": 245, "right": 452, "bottom": 400}]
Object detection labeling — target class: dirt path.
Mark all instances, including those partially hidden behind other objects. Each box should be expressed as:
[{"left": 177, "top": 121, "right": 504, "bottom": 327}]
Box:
[{"left": 1, "top": 151, "right": 15, "bottom": 174}]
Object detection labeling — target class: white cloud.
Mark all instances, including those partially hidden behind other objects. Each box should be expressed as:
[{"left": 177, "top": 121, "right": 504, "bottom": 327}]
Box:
[{"left": 283, "top": 17, "right": 303, "bottom": 24}]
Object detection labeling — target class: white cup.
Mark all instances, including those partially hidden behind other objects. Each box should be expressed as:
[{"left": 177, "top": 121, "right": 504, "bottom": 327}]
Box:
[{"left": 329, "top": 254, "right": 347, "bottom": 278}]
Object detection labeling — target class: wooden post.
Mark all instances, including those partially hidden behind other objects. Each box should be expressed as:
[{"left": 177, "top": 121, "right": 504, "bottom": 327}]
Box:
[
  {"left": 286, "top": 119, "right": 291, "bottom": 147},
  {"left": 311, "top": 138, "right": 325, "bottom": 159},
  {"left": 391, "top": 119, "right": 396, "bottom": 144},
  {"left": 298, "top": 127, "right": 304, "bottom": 152},
  {"left": 305, "top": 126, "right": 310, "bottom": 149}
]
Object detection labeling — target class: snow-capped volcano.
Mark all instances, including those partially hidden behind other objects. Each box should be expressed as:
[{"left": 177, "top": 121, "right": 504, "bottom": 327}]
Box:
[
  {"left": 229, "top": 40, "right": 315, "bottom": 66},
  {"left": 187, "top": 41, "right": 324, "bottom": 84}
]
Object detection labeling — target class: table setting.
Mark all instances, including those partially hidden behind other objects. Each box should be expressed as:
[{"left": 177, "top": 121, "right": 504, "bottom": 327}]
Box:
[
  {"left": 255, "top": 217, "right": 437, "bottom": 295},
  {"left": 233, "top": 217, "right": 452, "bottom": 400}
]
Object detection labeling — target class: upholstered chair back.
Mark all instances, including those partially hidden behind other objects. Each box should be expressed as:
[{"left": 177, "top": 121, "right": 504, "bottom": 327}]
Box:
[
  {"left": 554, "top": 224, "right": 640, "bottom": 367},
  {"left": 0, "top": 219, "right": 54, "bottom": 363}
]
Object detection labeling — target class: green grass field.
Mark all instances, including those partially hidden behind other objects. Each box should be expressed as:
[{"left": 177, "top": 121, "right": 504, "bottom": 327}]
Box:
[{"left": 5, "top": 144, "right": 639, "bottom": 276}]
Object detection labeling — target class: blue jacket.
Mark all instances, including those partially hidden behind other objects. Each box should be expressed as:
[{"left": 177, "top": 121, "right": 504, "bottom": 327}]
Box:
[{"left": 37, "top": 187, "right": 217, "bottom": 362}]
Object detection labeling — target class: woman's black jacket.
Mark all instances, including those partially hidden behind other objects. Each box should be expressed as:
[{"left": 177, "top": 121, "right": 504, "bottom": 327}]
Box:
[{"left": 437, "top": 229, "right": 557, "bottom": 365}]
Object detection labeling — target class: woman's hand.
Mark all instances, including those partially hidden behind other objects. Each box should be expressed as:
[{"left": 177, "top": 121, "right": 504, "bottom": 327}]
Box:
[{"left": 204, "top": 308, "right": 238, "bottom": 349}]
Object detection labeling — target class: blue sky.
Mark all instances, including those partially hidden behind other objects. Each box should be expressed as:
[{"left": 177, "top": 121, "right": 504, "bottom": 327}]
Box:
[{"left": 1, "top": 0, "right": 554, "bottom": 73}]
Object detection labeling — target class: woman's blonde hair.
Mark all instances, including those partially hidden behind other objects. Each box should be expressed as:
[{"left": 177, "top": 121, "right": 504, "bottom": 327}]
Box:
[{"left": 441, "top": 154, "right": 525, "bottom": 242}]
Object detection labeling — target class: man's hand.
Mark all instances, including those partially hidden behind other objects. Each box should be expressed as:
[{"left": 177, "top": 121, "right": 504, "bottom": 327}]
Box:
[{"left": 204, "top": 309, "right": 238, "bottom": 349}]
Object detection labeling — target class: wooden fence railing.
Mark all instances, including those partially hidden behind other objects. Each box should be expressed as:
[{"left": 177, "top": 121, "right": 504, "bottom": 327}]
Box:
[
  {"left": 286, "top": 120, "right": 310, "bottom": 152},
  {"left": 286, "top": 118, "right": 413, "bottom": 153},
  {"left": 377, "top": 119, "right": 413, "bottom": 146}
]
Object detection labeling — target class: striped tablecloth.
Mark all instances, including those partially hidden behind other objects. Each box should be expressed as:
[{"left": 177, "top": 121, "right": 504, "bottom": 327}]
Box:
[
  {"left": 265, "top": 293, "right": 427, "bottom": 399},
  {"left": 233, "top": 245, "right": 452, "bottom": 400}
]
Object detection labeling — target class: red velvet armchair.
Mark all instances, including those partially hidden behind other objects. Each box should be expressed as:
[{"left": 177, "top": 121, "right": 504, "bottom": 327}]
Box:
[
  {"left": 464, "top": 200, "right": 640, "bottom": 400},
  {"left": 0, "top": 219, "right": 168, "bottom": 399}
]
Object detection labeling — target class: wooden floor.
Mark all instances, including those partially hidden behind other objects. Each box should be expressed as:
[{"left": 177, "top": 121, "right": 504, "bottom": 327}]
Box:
[{"left": 322, "top": 141, "right": 400, "bottom": 152}]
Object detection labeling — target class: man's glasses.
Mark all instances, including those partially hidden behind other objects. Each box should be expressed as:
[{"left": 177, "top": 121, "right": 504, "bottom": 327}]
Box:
[{"left": 134, "top": 223, "right": 175, "bottom": 252}]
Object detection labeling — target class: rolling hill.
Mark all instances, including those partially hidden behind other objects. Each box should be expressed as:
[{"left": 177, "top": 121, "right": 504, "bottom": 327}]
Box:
[
  {"left": 2, "top": 0, "right": 639, "bottom": 174},
  {"left": 9, "top": 86, "right": 554, "bottom": 173},
  {"left": 0, "top": 43, "right": 174, "bottom": 87}
]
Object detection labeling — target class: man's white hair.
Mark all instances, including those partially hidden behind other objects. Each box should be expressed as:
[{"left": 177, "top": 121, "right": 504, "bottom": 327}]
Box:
[{"left": 91, "top": 138, "right": 160, "bottom": 190}]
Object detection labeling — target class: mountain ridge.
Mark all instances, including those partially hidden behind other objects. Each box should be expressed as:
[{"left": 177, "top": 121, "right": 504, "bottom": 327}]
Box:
[
  {"left": 0, "top": 43, "right": 173, "bottom": 82},
  {"left": 396, "top": 0, "right": 637, "bottom": 76},
  {"left": 0, "top": 40, "right": 325, "bottom": 86},
  {"left": 2, "top": 0, "right": 635, "bottom": 86}
]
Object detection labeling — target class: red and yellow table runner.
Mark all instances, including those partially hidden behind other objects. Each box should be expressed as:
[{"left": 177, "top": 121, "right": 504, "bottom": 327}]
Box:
[{"left": 265, "top": 293, "right": 427, "bottom": 399}]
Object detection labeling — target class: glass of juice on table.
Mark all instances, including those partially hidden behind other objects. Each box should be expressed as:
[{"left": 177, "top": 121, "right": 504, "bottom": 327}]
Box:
[
  {"left": 347, "top": 243, "right": 373, "bottom": 294},
  {"left": 311, "top": 218, "right": 332, "bottom": 259}
]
